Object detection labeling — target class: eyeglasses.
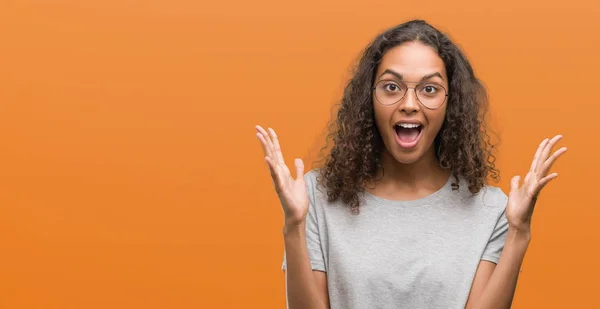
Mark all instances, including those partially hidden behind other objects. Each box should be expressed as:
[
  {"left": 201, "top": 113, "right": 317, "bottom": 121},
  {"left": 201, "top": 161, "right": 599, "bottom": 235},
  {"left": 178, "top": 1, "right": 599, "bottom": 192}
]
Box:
[{"left": 372, "top": 79, "right": 448, "bottom": 110}]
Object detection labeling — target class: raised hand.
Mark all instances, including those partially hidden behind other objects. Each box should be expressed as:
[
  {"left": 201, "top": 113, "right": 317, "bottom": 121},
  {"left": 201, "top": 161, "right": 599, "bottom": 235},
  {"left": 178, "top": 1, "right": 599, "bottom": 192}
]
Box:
[
  {"left": 256, "top": 125, "right": 309, "bottom": 226},
  {"left": 506, "top": 134, "right": 568, "bottom": 233}
]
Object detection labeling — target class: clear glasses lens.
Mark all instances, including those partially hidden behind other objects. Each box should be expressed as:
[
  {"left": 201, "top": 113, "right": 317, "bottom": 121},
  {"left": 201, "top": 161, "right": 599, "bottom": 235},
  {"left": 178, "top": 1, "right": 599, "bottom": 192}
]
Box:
[{"left": 374, "top": 80, "right": 447, "bottom": 109}]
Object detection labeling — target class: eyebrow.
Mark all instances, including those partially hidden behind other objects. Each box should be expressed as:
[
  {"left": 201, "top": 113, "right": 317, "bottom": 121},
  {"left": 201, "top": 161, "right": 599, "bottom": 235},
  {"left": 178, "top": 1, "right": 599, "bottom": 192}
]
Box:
[{"left": 378, "top": 69, "right": 444, "bottom": 81}]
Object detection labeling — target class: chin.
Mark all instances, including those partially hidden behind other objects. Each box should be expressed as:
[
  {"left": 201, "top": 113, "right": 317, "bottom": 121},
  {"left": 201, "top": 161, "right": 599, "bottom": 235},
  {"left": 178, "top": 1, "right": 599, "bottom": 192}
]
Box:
[{"left": 389, "top": 150, "right": 424, "bottom": 165}]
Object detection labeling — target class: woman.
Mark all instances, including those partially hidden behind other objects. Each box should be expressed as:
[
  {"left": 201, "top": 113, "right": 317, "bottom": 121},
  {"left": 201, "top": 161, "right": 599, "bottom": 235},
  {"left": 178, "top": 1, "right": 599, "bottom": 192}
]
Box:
[{"left": 255, "top": 20, "right": 566, "bottom": 309}]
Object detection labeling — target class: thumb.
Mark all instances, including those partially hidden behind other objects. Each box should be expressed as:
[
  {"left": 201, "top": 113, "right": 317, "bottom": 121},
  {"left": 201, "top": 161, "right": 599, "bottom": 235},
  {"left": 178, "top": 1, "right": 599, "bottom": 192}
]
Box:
[
  {"left": 510, "top": 175, "right": 521, "bottom": 194},
  {"left": 294, "top": 158, "right": 305, "bottom": 180}
]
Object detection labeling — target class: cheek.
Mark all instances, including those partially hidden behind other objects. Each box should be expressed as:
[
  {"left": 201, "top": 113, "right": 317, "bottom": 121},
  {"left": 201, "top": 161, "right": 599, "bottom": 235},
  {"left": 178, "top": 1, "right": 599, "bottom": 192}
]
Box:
[
  {"left": 372, "top": 103, "right": 388, "bottom": 129},
  {"left": 425, "top": 108, "right": 447, "bottom": 133}
]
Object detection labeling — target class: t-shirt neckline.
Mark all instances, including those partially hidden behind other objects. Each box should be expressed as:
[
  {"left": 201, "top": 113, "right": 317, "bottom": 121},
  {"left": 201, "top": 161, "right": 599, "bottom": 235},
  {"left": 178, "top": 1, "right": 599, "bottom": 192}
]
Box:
[{"left": 362, "top": 173, "right": 455, "bottom": 207}]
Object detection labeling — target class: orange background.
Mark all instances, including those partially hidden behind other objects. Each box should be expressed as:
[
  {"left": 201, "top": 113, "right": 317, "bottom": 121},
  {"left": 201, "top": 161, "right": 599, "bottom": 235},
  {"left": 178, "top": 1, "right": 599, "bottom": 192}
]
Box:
[{"left": 1, "top": 0, "right": 599, "bottom": 308}]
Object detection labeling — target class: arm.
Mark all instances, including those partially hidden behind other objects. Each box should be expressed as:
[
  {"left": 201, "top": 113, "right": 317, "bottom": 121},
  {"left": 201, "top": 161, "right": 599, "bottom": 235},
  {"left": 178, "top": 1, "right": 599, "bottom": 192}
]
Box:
[
  {"left": 283, "top": 223, "right": 329, "bottom": 309},
  {"left": 255, "top": 125, "right": 330, "bottom": 309},
  {"left": 466, "top": 135, "right": 566, "bottom": 309},
  {"left": 465, "top": 229, "right": 530, "bottom": 309}
]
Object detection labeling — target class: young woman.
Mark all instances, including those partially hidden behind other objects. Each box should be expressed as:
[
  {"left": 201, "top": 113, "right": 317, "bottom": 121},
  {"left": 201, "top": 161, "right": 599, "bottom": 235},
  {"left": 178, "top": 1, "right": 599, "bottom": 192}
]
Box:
[{"left": 255, "top": 20, "right": 566, "bottom": 309}]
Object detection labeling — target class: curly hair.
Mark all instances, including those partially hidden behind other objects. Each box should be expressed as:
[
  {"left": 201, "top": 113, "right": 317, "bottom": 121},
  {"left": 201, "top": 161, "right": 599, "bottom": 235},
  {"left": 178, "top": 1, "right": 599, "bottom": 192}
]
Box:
[{"left": 316, "top": 20, "right": 499, "bottom": 214}]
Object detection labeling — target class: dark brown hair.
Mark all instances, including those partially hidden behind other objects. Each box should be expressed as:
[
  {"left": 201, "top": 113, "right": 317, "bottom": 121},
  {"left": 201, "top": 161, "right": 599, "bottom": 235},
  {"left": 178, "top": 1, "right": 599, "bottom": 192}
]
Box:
[{"left": 316, "top": 20, "right": 499, "bottom": 214}]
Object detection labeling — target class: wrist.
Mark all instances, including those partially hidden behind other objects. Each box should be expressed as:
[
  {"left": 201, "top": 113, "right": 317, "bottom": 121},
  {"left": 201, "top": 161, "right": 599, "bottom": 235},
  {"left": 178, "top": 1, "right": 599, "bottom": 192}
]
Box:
[
  {"left": 283, "top": 220, "right": 306, "bottom": 236},
  {"left": 507, "top": 226, "right": 532, "bottom": 244}
]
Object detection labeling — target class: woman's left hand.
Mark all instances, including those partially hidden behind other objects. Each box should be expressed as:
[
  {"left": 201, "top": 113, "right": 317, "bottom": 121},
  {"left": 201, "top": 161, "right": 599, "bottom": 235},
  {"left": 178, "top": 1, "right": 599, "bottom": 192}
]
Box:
[{"left": 505, "top": 135, "right": 568, "bottom": 234}]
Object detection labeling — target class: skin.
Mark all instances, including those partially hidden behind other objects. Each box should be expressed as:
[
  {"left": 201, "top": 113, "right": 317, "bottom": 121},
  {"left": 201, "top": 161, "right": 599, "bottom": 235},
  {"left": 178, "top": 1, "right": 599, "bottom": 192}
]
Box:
[
  {"left": 368, "top": 41, "right": 451, "bottom": 200},
  {"left": 256, "top": 126, "right": 329, "bottom": 309},
  {"left": 465, "top": 135, "right": 566, "bottom": 308},
  {"left": 255, "top": 41, "right": 567, "bottom": 309}
]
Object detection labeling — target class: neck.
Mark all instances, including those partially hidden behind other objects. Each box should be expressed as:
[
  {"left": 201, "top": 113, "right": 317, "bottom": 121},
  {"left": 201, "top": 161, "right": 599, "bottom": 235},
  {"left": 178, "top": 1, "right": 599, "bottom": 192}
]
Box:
[{"left": 376, "top": 147, "right": 451, "bottom": 190}]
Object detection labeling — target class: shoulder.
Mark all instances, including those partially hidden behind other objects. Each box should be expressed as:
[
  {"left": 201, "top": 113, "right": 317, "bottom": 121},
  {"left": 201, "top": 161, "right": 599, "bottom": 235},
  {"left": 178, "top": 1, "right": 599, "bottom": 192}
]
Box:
[
  {"left": 303, "top": 168, "right": 342, "bottom": 210},
  {"left": 304, "top": 168, "right": 320, "bottom": 183},
  {"left": 479, "top": 184, "right": 508, "bottom": 208},
  {"left": 455, "top": 175, "right": 508, "bottom": 209},
  {"left": 303, "top": 168, "right": 325, "bottom": 201},
  {"left": 303, "top": 168, "right": 321, "bottom": 192}
]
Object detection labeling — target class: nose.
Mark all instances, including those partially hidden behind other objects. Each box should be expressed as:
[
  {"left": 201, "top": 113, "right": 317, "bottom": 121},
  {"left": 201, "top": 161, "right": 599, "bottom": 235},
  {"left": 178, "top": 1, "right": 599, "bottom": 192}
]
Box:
[{"left": 398, "top": 88, "right": 420, "bottom": 114}]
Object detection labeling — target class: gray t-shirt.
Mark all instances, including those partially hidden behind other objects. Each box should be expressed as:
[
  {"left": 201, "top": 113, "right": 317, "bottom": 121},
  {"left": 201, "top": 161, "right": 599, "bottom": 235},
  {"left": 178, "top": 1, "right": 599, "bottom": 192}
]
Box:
[{"left": 282, "top": 169, "right": 509, "bottom": 309}]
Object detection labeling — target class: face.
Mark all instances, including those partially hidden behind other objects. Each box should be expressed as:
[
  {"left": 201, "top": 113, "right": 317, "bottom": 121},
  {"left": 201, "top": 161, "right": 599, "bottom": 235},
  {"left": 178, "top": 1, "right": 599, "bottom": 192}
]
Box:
[{"left": 372, "top": 41, "right": 448, "bottom": 165}]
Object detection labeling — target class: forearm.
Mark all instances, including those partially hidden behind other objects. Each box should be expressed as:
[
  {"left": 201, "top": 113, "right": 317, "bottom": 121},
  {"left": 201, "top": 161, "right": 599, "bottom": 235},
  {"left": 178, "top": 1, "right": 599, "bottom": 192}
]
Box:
[
  {"left": 473, "top": 228, "right": 531, "bottom": 309},
  {"left": 283, "top": 223, "right": 328, "bottom": 309}
]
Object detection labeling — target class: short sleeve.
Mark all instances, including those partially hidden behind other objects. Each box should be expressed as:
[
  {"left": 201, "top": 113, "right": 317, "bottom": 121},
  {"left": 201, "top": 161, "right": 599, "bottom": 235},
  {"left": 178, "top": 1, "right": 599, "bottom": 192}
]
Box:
[
  {"left": 281, "top": 170, "right": 326, "bottom": 272},
  {"left": 481, "top": 207, "right": 509, "bottom": 264}
]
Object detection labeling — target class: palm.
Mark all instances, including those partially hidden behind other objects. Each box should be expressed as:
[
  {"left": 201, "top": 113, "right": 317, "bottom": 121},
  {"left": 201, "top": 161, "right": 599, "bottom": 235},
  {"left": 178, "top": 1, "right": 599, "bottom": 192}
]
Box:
[
  {"left": 506, "top": 135, "right": 567, "bottom": 231},
  {"left": 279, "top": 173, "right": 309, "bottom": 218},
  {"left": 255, "top": 125, "right": 309, "bottom": 225}
]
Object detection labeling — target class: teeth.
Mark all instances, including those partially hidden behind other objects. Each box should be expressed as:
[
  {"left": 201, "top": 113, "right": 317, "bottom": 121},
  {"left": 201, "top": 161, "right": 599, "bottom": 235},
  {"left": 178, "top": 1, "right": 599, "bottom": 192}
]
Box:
[{"left": 397, "top": 123, "right": 420, "bottom": 128}]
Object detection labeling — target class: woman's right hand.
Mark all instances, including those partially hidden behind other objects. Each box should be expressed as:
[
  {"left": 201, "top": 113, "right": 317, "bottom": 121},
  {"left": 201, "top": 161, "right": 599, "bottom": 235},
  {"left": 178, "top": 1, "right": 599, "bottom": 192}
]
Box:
[{"left": 256, "top": 125, "right": 309, "bottom": 227}]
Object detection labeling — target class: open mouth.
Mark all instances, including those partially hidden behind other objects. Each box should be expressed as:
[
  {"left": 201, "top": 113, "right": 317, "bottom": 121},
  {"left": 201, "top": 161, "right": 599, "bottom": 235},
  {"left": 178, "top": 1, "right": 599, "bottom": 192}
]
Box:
[{"left": 394, "top": 123, "right": 423, "bottom": 148}]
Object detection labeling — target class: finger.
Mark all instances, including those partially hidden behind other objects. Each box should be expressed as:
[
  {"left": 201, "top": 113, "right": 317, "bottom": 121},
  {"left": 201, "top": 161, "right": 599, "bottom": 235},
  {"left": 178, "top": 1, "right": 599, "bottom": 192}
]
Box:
[
  {"left": 536, "top": 135, "right": 563, "bottom": 173},
  {"left": 510, "top": 175, "right": 521, "bottom": 194},
  {"left": 256, "top": 125, "right": 275, "bottom": 161},
  {"left": 537, "top": 172, "right": 558, "bottom": 191},
  {"left": 256, "top": 132, "right": 274, "bottom": 160},
  {"left": 294, "top": 158, "right": 305, "bottom": 180},
  {"left": 529, "top": 138, "right": 549, "bottom": 173},
  {"left": 268, "top": 128, "right": 286, "bottom": 165},
  {"left": 540, "top": 146, "right": 567, "bottom": 176},
  {"left": 265, "top": 156, "right": 283, "bottom": 190},
  {"left": 256, "top": 132, "right": 269, "bottom": 155}
]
